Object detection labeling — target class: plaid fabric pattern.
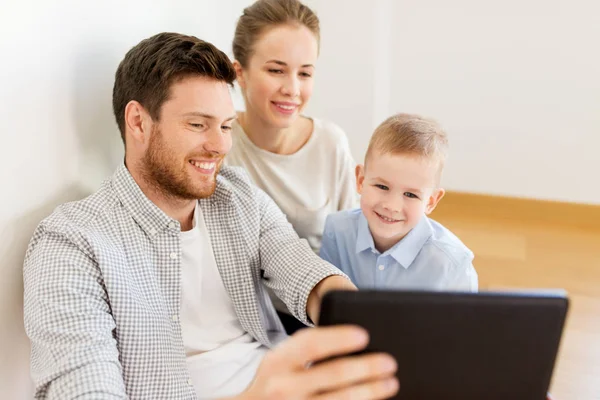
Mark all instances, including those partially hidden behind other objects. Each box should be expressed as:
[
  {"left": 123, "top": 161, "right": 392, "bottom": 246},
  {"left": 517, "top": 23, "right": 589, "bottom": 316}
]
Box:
[{"left": 23, "top": 164, "right": 345, "bottom": 399}]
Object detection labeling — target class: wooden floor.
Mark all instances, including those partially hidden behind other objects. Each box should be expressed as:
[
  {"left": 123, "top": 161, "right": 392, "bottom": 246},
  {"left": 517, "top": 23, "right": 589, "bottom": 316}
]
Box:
[{"left": 431, "top": 193, "right": 600, "bottom": 400}]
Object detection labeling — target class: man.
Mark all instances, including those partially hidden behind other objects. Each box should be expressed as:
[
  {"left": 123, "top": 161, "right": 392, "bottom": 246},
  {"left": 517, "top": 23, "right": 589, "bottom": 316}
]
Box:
[{"left": 23, "top": 32, "right": 399, "bottom": 399}]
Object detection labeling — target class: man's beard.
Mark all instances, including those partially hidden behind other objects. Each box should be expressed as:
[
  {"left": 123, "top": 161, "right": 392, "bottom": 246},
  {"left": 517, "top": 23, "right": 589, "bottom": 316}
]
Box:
[{"left": 140, "top": 127, "right": 221, "bottom": 200}]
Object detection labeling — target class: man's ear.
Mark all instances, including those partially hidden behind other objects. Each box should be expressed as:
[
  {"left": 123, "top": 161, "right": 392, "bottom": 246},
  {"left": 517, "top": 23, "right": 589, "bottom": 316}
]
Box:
[
  {"left": 355, "top": 164, "right": 365, "bottom": 195},
  {"left": 124, "top": 100, "right": 152, "bottom": 146},
  {"left": 425, "top": 188, "right": 445, "bottom": 215},
  {"left": 233, "top": 60, "right": 246, "bottom": 90}
]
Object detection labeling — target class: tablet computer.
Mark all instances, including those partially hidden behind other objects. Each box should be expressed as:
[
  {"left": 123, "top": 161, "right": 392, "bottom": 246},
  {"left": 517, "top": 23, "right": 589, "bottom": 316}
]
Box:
[{"left": 319, "top": 290, "right": 569, "bottom": 400}]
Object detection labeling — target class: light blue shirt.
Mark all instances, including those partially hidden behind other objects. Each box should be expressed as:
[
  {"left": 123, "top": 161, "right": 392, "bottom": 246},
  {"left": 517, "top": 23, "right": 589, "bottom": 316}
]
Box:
[{"left": 320, "top": 208, "right": 478, "bottom": 291}]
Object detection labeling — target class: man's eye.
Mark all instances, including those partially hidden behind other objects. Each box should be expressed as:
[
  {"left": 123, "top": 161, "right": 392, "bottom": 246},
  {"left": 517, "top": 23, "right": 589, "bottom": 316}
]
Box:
[
  {"left": 404, "top": 192, "right": 419, "bottom": 199},
  {"left": 190, "top": 123, "right": 204, "bottom": 129},
  {"left": 222, "top": 126, "right": 232, "bottom": 132},
  {"left": 375, "top": 184, "right": 389, "bottom": 191}
]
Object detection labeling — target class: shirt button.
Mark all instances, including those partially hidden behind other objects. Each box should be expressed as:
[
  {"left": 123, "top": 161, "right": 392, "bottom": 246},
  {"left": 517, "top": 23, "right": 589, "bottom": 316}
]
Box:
[
  {"left": 170, "top": 252, "right": 178, "bottom": 259},
  {"left": 188, "top": 379, "right": 193, "bottom": 386},
  {"left": 378, "top": 265, "right": 385, "bottom": 271},
  {"left": 172, "top": 314, "right": 178, "bottom": 322},
  {"left": 169, "top": 221, "right": 178, "bottom": 229}
]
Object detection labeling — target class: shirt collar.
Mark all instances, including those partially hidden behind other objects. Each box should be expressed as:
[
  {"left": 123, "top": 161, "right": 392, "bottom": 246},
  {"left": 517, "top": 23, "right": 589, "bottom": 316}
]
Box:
[
  {"left": 111, "top": 163, "right": 235, "bottom": 239},
  {"left": 388, "top": 216, "right": 434, "bottom": 268},
  {"left": 356, "top": 212, "right": 376, "bottom": 253},
  {"left": 355, "top": 211, "right": 433, "bottom": 269}
]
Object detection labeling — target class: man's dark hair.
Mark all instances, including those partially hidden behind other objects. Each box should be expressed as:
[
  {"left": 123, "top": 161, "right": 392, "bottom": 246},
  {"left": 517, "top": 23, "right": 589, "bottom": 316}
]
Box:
[{"left": 112, "top": 32, "right": 236, "bottom": 143}]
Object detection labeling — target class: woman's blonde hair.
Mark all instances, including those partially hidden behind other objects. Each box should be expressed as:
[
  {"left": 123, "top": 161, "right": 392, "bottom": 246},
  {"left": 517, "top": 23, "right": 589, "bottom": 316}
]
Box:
[{"left": 232, "top": 0, "right": 320, "bottom": 68}]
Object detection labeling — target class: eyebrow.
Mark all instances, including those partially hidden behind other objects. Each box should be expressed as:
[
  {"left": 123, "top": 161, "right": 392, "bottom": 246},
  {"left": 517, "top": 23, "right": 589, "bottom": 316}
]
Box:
[
  {"left": 182, "top": 112, "right": 237, "bottom": 122},
  {"left": 372, "top": 177, "right": 392, "bottom": 186},
  {"left": 372, "top": 177, "right": 424, "bottom": 193},
  {"left": 265, "top": 59, "right": 314, "bottom": 68}
]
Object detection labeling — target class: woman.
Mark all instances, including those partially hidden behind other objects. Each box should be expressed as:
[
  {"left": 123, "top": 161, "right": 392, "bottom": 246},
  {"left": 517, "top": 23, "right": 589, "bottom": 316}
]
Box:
[{"left": 227, "top": 0, "right": 357, "bottom": 254}]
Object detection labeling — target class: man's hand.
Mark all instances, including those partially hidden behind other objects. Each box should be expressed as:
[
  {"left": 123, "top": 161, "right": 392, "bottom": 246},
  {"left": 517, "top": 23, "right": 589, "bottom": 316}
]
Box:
[
  {"left": 306, "top": 275, "right": 357, "bottom": 324},
  {"left": 237, "top": 325, "right": 399, "bottom": 400}
]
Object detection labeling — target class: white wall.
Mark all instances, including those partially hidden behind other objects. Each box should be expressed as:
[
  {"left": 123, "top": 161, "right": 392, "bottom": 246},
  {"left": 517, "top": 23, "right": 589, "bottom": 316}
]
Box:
[
  {"left": 305, "top": 0, "right": 394, "bottom": 169},
  {"left": 0, "top": 1, "right": 252, "bottom": 397},
  {"left": 307, "top": 0, "right": 600, "bottom": 205}
]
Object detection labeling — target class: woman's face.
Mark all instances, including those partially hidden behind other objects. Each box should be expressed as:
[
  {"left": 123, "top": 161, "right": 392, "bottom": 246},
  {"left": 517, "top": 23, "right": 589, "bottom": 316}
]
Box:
[{"left": 236, "top": 24, "right": 318, "bottom": 129}]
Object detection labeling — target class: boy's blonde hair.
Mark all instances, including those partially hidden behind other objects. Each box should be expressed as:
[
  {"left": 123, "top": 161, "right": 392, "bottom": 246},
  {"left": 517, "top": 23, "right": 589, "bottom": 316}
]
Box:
[{"left": 365, "top": 113, "right": 449, "bottom": 183}]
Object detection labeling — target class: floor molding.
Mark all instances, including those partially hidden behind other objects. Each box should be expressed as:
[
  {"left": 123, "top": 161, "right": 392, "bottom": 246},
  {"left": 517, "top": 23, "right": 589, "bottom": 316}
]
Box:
[{"left": 432, "top": 191, "right": 600, "bottom": 230}]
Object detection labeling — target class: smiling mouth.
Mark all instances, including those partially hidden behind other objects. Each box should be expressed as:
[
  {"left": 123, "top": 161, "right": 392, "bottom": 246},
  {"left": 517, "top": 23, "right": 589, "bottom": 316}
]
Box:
[
  {"left": 271, "top": 101, "right": 299, "bottom": 113},
  {"left": 189, "top": 160, "right": 217, "bottom": 174},
  {"left": 374, "top": 211, "right": 401, "bottom": 223}
]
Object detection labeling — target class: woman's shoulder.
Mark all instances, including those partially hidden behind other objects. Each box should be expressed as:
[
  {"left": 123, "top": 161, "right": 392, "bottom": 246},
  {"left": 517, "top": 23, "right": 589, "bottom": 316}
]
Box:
[
  {"left": 230, "top": 118, "right": 246, "bottom": 140},
  {"left": 310, "top": 117, "right": 350, "bottom": 146}
]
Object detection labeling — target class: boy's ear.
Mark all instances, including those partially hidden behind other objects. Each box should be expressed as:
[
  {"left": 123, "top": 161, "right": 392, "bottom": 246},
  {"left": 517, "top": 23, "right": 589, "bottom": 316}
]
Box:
[
  {"left": 355, "top": 164, "right": 365, "bottom": 194},
  {"left": 233, "top": 60, "right": 245, "bottom": 89},
  {"left": 425, "top": 188, "right": 445, "bottom": 215}
]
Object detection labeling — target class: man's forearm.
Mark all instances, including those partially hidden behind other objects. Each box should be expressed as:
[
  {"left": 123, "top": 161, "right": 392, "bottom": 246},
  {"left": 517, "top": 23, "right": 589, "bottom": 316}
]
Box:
[{"left": 306, "top": 275, "right": 357, "bottom": 324}]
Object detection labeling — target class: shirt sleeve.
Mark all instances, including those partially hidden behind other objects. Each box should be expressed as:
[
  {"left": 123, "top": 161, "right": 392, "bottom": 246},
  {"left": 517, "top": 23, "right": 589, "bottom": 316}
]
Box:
[
  {"left": 335, "top": 128, "right": 360, "bottom": 211},
  {"left": 23, "top": 230, "right": 127, "bottom": 399},
  {"left": 447, "top": 253, "right": 479, "bottom": 292},
  {"left": 255, "top": 187, "right": 349, "bottom": 326}
]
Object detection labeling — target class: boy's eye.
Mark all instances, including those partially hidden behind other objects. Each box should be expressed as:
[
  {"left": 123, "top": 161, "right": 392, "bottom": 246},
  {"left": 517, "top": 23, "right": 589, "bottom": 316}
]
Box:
[
  {"left": 404, "top": 192, "right": 419, "bottom": 199},
  {"left": 375, "top": 184, "right": 389, "bottom": 191}
]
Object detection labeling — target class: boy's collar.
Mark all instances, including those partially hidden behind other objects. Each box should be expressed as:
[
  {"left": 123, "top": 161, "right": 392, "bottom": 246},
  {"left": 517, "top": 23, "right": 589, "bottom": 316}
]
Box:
[
  {"left": 355, "top": 213, "right": 376, "bottom": 254},
  {"left": 355, "top": 212, "right": 434, "bottom": 269}
]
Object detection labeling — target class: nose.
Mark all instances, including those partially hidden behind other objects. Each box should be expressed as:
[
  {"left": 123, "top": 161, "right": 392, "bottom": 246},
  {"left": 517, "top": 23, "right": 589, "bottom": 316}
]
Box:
[
  {"left": 281, "top": 74, "right": 300, "bottom": 98},
  {"left": 382, "top": 195, "right": 403, "bottom": 214},
  {"left": 203, "top": 126, "right": 231, "bottom": 156}
]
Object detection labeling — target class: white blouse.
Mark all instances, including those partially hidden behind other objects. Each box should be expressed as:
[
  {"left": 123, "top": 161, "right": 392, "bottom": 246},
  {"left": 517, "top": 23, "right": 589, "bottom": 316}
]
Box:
[{"left": 225, "top": 117, "right": 359, "bottom": 253}]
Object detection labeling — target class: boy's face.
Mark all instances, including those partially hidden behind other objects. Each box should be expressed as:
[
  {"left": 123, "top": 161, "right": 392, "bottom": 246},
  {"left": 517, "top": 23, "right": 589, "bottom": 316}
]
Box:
[{"left": 356, "top": 151, "right": 445, "bottom": 252}]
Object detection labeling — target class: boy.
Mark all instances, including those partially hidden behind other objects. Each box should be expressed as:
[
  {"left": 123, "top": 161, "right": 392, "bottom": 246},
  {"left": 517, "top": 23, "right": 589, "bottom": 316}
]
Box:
[{"left": 320, "top": 113, "right": 478, "bottom": 291}]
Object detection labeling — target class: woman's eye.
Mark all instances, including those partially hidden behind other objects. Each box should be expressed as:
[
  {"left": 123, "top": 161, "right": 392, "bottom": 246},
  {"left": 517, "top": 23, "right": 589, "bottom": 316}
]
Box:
[
  {"left": 268, "top": 69, "right": 284, "bottom": 74},
  {"left": 404, "top": 192, "right": 419, "bottom": 199},
  {"left": 300, "top": 72, "right": 312, "bottom": 78},
  {"left": 375, "top": 184, "right": 389, "bottom": 191}
]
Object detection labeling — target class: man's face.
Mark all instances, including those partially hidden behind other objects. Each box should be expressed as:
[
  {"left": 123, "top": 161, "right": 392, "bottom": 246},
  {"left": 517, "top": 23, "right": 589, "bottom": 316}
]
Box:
[{"left": 141, "top": 76, "right": 236, "bottom": 199}]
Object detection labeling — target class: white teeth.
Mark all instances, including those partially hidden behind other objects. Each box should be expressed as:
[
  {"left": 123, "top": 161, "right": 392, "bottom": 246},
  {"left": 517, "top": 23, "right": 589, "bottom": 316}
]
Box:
[
  {"left": 378, "top": 213, "right": 397, "bottom": 222},
  {"left": 276, "top": 104, "right": 295, "bottom": 110},
  {"left": 190, "top": 161, "right": 215, "bottom": 170}
]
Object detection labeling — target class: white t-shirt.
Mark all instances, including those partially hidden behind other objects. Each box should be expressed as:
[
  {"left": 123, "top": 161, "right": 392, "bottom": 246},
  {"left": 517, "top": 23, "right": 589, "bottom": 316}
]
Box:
[
  {"left": 180, "top": 202, "right": 267, "bottom": 399},
  {"left": 225, "top": 117, "right": 359, "bottom": 253}
]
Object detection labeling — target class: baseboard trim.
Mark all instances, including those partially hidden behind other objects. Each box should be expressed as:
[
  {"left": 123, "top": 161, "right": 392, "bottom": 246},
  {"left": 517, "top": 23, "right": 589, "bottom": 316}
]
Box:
[{"left": 432, "top": 191, "right": 600, "bottom": 230}]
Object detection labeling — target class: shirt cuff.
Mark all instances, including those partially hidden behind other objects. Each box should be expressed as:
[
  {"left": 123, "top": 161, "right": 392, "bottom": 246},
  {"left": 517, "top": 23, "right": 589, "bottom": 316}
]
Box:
[{"left": 295, "top": 264, "right": 349, "bottom": 326}]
